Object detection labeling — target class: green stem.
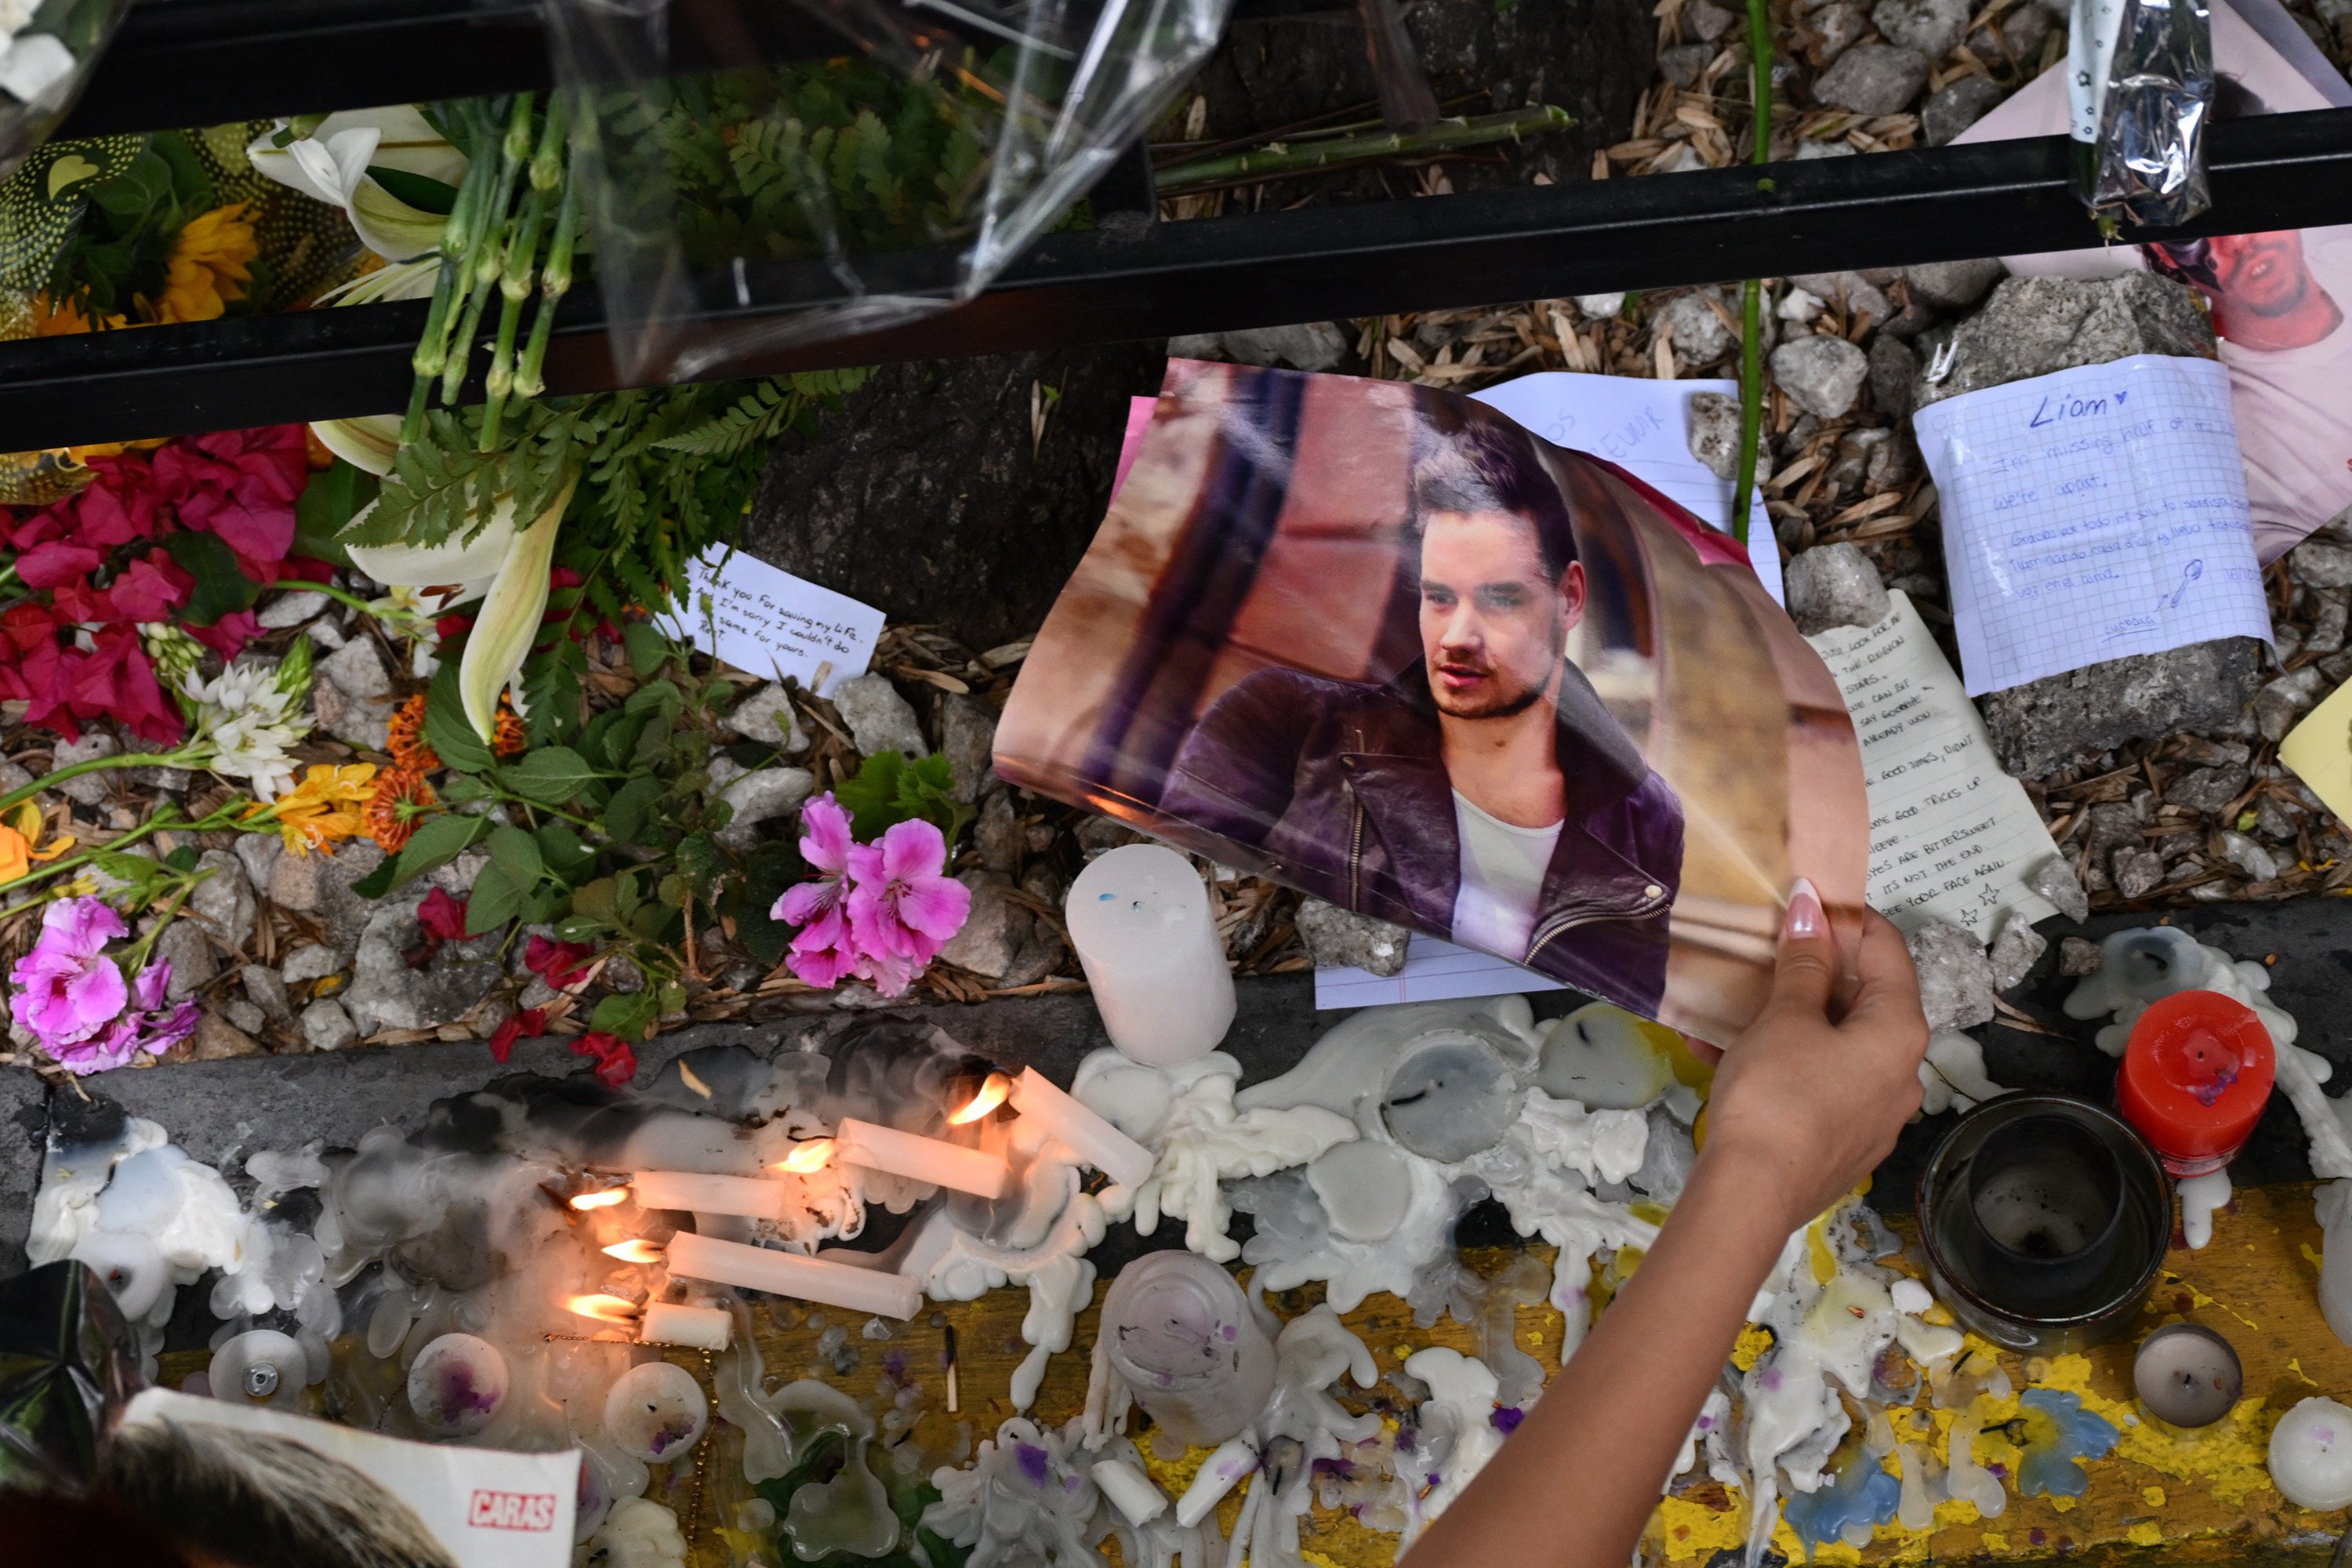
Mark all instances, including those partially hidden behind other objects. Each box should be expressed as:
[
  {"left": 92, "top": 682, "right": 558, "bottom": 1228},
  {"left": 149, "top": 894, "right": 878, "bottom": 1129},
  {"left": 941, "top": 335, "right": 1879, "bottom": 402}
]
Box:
[
  {"left": 0, "top": 746, "right": 208, "bottom": 820},
  {"left": 116, "top": 875, "right": 205, "bottom": 975},
  {"left": 404, "top": 102, "right": 506, "bottom": 442},
  {"left": 1152, "top": 105, "right": 1575, "bottom": 194},
  {"left": 439, "top": 94, "right": 535, "bottom": 408},
  {"left": 481, "top": 102, "right": 565, "bottom": 452},
  {"left": 1728, "top": 0, "right": 1777, "bottom": 547},
  {"left": 515, "top": 161, "right": 583, "bottom": 401}
]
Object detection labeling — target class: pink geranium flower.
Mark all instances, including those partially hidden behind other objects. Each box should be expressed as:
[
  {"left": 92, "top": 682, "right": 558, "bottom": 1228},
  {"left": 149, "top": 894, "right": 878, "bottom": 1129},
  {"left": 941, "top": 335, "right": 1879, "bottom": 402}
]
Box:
[
  {"left": 847, "top": 819, "right": 970, "bottom": 995},
  {"left": 8, "top": 897, "right": 129, "bottom": 1049},
  {"left": 774, "top": 794, "right": 864, "bottom": 989}
]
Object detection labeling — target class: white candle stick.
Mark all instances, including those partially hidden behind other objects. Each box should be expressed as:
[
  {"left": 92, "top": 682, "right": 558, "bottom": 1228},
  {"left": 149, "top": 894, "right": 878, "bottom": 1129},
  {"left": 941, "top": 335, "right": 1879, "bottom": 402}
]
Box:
[
  {"left": 664, "top": 1230, "right": 922, "bottom": 1320},
  {"left": 1009, "top": 1068, "right": 1155, "bottom": 1187},
  {"left": 640, "top": 1301, "right": 733, "bottom": 1351},
  {"left": 1065, "top": 844, "right": 1235, "bottom": 1067},
  {"left": 834, "top": 1117, "right": 1009, "bottom": 1200},
  {"left": 631, "top": 1170, "right": 801, "bottom": 1221}
]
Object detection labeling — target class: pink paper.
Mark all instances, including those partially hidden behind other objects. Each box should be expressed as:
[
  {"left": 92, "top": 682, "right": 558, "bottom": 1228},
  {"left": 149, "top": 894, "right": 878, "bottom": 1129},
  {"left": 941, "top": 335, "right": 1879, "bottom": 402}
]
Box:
[{"left": 1112, "top": 396, "right": 1156, "bottom": 498}]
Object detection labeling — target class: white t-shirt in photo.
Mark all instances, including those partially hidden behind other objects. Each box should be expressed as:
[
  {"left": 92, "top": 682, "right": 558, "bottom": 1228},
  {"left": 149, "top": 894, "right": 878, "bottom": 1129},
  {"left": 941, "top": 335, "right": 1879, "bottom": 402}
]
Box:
[{"left": 1450, "top": 792, "right": 1563, "bottom": 959}]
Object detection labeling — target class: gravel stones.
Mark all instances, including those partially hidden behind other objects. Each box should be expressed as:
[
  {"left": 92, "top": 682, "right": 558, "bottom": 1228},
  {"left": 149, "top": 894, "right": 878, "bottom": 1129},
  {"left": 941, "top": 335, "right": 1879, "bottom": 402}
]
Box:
[
  {"left": 1812, "top": 43, "right": 1932, "bottom": 114},
  {"left": 2217, "top": 830, "right": 2281, "bottom": 883},
  {"left": 1906, "top": 920, "right": 1997, "bottom": 1030},
  {"left": 187, "top": 850, "right": 256, "bottom": 951},
  {"left": 939, "top": 695, "right": 1000, "bottom": 804},
  {"left": 830, "top": 674, "right": 929, "bottom": 759},
  {"left": 1294, "top": 898, "right": 1412, "bottom": 976},
  {"left": 1787, "top": 543, "right": 1891, "bottom": 634},
  {"left": 1898, "top": 258, "right": 2005, "bottom": 313},
  {"left": 1922, "top": 74, "right": 2006, "bottom": 144},
  {"left": 301, "top": 998, "right": 359, "bottom": 1052},
  {"left": 320, "top": 637, "right": 394, "bottom": 700},
  {"left": 1868, "top": 336, "right": 1919, "bottom": 420},
  {"left": 343, "top": 891, "right": 501, "bottom": 1036},
  {"left": 2027, "top": 854, "right": 2092, "bottom": 923},
  {"left": 714, "top": 765, "right": 817, "bottom": 851},
  {"left": 1769, "top": 334, "right": 1871, "bottom": 419},
  {"left": 2289, "top": 537, "right": 2352, "bottom": 591},
  {"left": 715, "top": 682, "right": 810, "bottom": 752},
  {"left": 1659, "top": 289, "right": 1737, "bottom": 370},
  {"left": 2256, "top": 666, "right": 2328, "bottom": 742},
  {"left": 314, "top": 639, "right": 398, "bottom": 751},
  {"left": 1686, "top": 392, "right": 1773, "bottom": 485},
  {"left": 1802, "top": 2, "right": 1867, "bottom": 64},
  {"left": 241, "top": 964, "right": 292, "bottom": 1023},
  {"left": 2059, "top": 935, "right": 2103, "bottom": 975},
  {"left": 2111, "top": 845, "right": 2165, "bottom": 898},
  {"left": 1978, "top": 639, "right": 2267, "bottom": 776},
  {"left": 937, "top": 873, "right": 1065, "bottom": 985},
  {"left": 53, "top": 732, "right": 118, "bottom": 805},
  {"left": 1913, "top": 273, "right": 2214, "bottom": 410},
  {"left": 1870, "top": 0, "right": 1969, "bottom": 54},
  {"left": 1169, "top": 322, "right": 1350, "bottom": 372},
  {"left": 2166, "top": 764, "right": 2251, "bottom": 814},
  {"left": 1987, "top": 913, "right": 2047, "bottom": 991},
  {"left": 153, "top": 920, "right": 218, "bottom": 1001},
  {"left": 280, "top": 944, "right": 344, "bottom": 986},
  {"left": 269, "top": 840, "right": 387, "bottom": 953}
]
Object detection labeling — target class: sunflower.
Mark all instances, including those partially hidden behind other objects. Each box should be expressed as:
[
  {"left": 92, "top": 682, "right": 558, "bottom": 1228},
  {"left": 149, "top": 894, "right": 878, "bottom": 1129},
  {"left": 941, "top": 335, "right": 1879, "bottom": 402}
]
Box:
[
  {"left": 250, "top": 763, "right": 378, "bottom": 855},
  {"left": 153, "top": 202, "right": 258, "bottom": 325},
  {"left": 365, "top": 767, "right": 437, "bottom": 853},
  {"left": 386, "top": 693, "right": 439, "bottom": 773}
]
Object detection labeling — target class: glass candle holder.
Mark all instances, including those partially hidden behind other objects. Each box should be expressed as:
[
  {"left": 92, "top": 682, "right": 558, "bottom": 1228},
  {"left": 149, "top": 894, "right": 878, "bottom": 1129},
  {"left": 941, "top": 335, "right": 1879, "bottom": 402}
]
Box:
[{"left": 1918, "top": 1093, "right": 2171, "bottom": 1355}]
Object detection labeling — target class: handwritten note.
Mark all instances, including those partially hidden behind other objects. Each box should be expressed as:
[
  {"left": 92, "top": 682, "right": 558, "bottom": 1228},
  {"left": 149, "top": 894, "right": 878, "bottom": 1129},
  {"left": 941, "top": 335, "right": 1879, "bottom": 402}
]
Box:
[
  {"left": 1914, "top": 354, "right": 2271, "bottom": 696},
  {"left": 1808, "top": 592, "right": 2061, "bottom": 938},
  {"left": 656, "top": 550, "right": 884, "bottom": 698}
]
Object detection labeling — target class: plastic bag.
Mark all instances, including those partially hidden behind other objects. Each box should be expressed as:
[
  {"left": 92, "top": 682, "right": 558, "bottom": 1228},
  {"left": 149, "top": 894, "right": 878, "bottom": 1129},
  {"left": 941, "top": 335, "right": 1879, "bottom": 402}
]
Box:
[
  {"left": 540, "top": 0, "right": 1228, "bottom": 385},
  {"left": 0, "top": 0, "right": 130, "bottom": 183},
  {"left": 2068, "top": 0, "right": 2215, "bottom": 227},
  {"left": 0, "top": 1261, "right": 140, "bottom": 1495}
]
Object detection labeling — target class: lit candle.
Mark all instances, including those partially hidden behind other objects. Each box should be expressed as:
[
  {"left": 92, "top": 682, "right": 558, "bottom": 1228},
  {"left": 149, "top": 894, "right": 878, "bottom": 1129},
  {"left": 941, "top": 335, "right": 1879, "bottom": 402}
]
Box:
[
  {"left": 630, "top": 1171, "right": 803, "bottom": 1221},
  {"left": 664, "top": 1230, "right": 922, "bottom": 1320},
  {"left": 603, "top": 1361, "right": 709, "bottom": 1463},
  {"left": 640, "top": 1301, "right": 733, "bottom": 1351},
  {"left": 2116, "top": 989, "right": 2274, "bottom": 1176},
  {"left": 1010, "top": 1068, "right": 1155, "bottom": 1187},
  {"left": 1065, "top": 844, "right": 1234, "bottom": 1067},
  {"left": 2270, "top": 1396, "right": 2352, "bottom": 1508},
  {"left": 834, "top": 1117, "right": 1008, "bottom": 1200},
  {"left": 2132, "top": 1323, "right": 2241, "bottom": 1429},
  {"left": 407, "top": 1332, "right": 510, "bottom": 1437}
]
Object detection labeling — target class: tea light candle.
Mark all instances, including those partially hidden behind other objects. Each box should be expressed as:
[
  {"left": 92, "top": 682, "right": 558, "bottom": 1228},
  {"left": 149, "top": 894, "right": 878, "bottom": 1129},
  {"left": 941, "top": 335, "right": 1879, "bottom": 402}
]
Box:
[
  {"left": 1537, "top": 1002, "right": 1676, "bottom": 1110},
  {"left": 640, "top": 1301, "right": 732, "bottom": 1351},
  {"left": 664, "top": 1229, "right": 922, "bottom": 1320},
  {"left": 2270, "top": 1396, "right": 2352, "bottom": 1508},
  {"left": 603, "top": 1361, "right": 709, "bottom": 1463},
  {"left": 630, "top": 1170, "right": 800, "bottom": 1221},
  {"left": 2116, "top": 989, "right": 2274, "bottom": 1176},
  {"left": 2133, "top": 1323, "right": 2241, "bottom": 1428},
  {"left": 1065, "top": 844, "right": 1234, "bottom": 1067},
  {"left": 207, "top": 1328, "right": 308, "bottom": 1410},
  {"left": 834, "top": 1118, "right": 1008, "bottom": 1200},
  {"left": 407, "top": 1332, "right": 510, "bottom": 1437},
  {"left": 1009, "top": 1068, "right": 1154, "bottom": 1187}
]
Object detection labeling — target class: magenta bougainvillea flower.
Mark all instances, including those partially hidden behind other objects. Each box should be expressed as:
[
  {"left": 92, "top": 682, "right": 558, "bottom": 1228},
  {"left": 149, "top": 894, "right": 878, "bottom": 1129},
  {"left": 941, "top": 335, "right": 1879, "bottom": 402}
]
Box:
[
  {"left": 6, "top": 897, "right": 198, "bottom": 1074},
  {"left": 771, "top": 798, "right": 970, "bottom": 998}
]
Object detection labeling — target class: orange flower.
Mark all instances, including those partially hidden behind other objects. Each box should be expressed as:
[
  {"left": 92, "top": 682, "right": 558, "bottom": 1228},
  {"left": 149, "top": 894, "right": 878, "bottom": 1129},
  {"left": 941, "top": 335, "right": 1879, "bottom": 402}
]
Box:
[
  {"left": 365, "top": 767, "right": 437, "bottom": 853},
  {"left": 250, "top": 763, "right": 377, "bottom": 855},
  {"left": 0, "top": 802, "right": 74, "bottom": 886},
  {"left": 387, "top": 693, "right": 439, "bottom": 773},
  {"left": 154, "top": 203, "right": 257, "bottom": 324},
  {"left": 493, "top": 700, "right": 528, "bottom": 758}
]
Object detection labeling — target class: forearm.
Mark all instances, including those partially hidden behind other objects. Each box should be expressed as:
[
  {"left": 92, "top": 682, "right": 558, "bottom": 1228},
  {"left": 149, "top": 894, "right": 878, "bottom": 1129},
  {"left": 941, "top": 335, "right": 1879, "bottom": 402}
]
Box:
[{"left": 1405, "top": 1147, "right": 1795, "bottom": 1568}]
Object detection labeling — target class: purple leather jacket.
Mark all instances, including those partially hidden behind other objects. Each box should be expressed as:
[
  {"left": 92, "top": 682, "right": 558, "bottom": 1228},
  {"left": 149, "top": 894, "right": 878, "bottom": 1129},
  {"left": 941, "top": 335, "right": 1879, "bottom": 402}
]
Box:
[{"left": 1158, "top": 661, "right": 1684, "bottom": 1013}]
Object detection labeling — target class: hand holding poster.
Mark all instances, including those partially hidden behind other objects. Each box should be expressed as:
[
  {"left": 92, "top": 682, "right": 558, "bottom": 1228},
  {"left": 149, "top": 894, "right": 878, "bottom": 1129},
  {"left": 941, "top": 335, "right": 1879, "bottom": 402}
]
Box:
[{"left": 996, "top": 361, "right": 1868, "bottom": 1044}]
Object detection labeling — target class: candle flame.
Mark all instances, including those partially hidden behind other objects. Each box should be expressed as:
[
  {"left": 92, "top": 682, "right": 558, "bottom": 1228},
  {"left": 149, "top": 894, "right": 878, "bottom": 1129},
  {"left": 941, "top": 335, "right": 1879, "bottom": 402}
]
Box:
[
  {"left": 569, "top": 1187, "right": 630, "bottom": 1211},
  {"left": 776, "top": 1138, "right": 835, "bottom": 1174},
  {"left": 561, "top": 1294, "right": 641, "bottom": 1325},
  {"left": 603, "top": 1239, "right": 666, "bottom": 1265},
  {"left": 949, "top": 1073, "right": 1011, "bottom": 1125}
]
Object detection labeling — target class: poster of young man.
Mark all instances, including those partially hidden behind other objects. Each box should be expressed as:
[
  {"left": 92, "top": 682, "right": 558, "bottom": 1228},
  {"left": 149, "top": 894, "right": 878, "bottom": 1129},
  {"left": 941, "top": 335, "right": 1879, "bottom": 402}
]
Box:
[{"left": 996, "top": 361, "right": 1867, "bottom": 1044}]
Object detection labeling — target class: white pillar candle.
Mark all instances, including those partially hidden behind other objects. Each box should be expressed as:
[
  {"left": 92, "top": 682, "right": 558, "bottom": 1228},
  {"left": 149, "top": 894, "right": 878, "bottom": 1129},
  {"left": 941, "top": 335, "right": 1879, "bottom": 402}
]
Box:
[
  {"left": 1091, "top": 1460, "right": 1171, "bottom": 1526},
  {"left": 631, "top": 1170, "right": 801, "bottom": 1221},
  {"left": 834, "top": 1117, "right": 1009, "bottom": 1200},
  {"left": 2271, "top": 1396, "right": 2352, "bottom": 1508},
  {"left": 1010, "top": 1068, "right": 1155, "bottom": 1187},
  {"left": 665, "top": 1230, "right": 922, "bottom": 1320},
  {"left": 640, "top": 1301, "right": 733, "bottom": 1351},
  {"left": 1065, "top": 844, "right": 1234, "bottom": 1067},
  {"left": 407, "top": 1333, "right": 510, "bottom": 1437},
  {"left": 1175, "top": 1436, "right": 1259, "bottom": 1527}
]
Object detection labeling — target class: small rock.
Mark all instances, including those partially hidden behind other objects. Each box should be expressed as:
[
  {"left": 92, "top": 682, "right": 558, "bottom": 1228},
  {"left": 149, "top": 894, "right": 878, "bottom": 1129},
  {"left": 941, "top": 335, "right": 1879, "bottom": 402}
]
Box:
[
  {"left": 153, "top": 920, "right": 218, "bottom": 1001},
  {"left": 1295, "top": 898, "right": 1413, "bottom": 977},
  {"left": 977, "top": 791, "right": 1022, "bottom": 876},
  {"left": 311, "top": 676, "right": 395, "bottom": 753},
  {"left": 2288, "top": 539, "right": 2352, "bottom": 591},
  {"left": 2255, "top": 666, "right": 2328, "bottom": 742},
  {"left": 2166, "top": 764, "right": 2250, "bottom": 814},
  {"left": 1905, "top": 921, "right": 1997, "bottom": 1030},
  {"left": 1661, "top": 289, "right": 1737, "bottom": 370},
  {"left": 280, "top": 943, "right": 344, "bottom": 986},
  {"left": 2059, "top": 935, "right": 2103, "bottom": 976},
  {"left": 1794, "top": 139, "right": 1859, "bottom": 158},
  {"left": 269, "top": 840, "right": 386, "bottom": 951},
  {"left": 1867, "top": 335, "right": 1919, "bottom": 420},
  {"left": 241, "top": 964, "right": 292, "bottom": 1023},
  {"left": 716, "top": 682, "right": 811, "bottom": 752},
  {"left": 301, "top": 998, "right": 359, "bottom": 1052},
  {"left": 939, "top": 695, "right": 999, "bottom": 804},
  {"left": 257, "top": 590, "right": 332, "bottom": 629},
  {"left": 1787, "top": 543, "right": 1891, "bottom": 634},
  {"left": 603, "top": 954, "right": 648, "bottom": 994},
  {"left": 191, "top": 1012, "right": 264, "bottom": 1061},
  {"left": 1685, "top": 0, "right": 1739, "bottom": 37},
  {"left": 1791, "top": 270, "right": 1895, "bottom": 327},
  {"left": 1686, "top": 392, "right": 1775, "bottom": 486},
  {"left": 1650, "top": 143, "right": 1708, "bottom": 175},
  {"left": 427, "top": 849, "right": 486, "bottom": 897},
  {"left": 830, "top": 674, "right": 929, "bottom": 759},
  {"left": 342, "top": 891, "right": 500, "bottom": 1035},
  {"left": 2027, "top": 855, "right": 2090, "bottom": 923},
  {"left": 1866, "top": 431, "right": 1921, "bottom": 489},
  {"left": 1076, "top": 815, "right": 1143, "bottom": 855},
  {"left": 2307, "top": 594, "right": 2350, "bottom": 655},
  {"left": 1769, "top": 334, "right": 1871, "bottom": 419},
  {"left": 1779, "top": 287, "right": 1827, "bottom": 326},
  {"left": 1871, "top": 0, "right": 1969, "bottom": 53},
  {"left": 187, "top": 850, "right": 256, "bottom": 951},
  {"left": 1922, "top": 74, "right": 2007, "bottom": 144},
  {"left": 1812, "top": 44, "right": 1933, "bottom": 115},
  {"left": 233, "top": 833, "right": 282, "bottom": 893},
  {"left": 53, "top": 732, "right": 119, "bottom": 806},
  {"left": 2000, "top": 1, "right": 2055, "bottom": 57},
  {"left": 1227, "top": 323, "right": 1351, "bottom": 372},
  {"left": 2110, "top": 845, "right": 2165, "bottom": 899},
  {"left": 1659, "top": 42, "right": 1715, "bottom": 84},
  {"left": 1914, "top": 273, "right": 2212, "bottom": 411},
  {"left": 2217, "top": 830, "right": 2281, "bottom": 882},
  {"left": 1986, "top": 913, "right": 2047, "bottom": 991},
  {"left": 1898, "top": 258, "right": 2005, "bottom": 312},
  {"left": 937, "top": 873, "right": 1027, "bottom": 981},
  {"left": 1574, "top": 292, "right": 1628, "bottom": 320},
  {"left": 715, "top": 766, "right": 818, "bottom": 851},
  {"left": 1804, "top": 1, "right": 1867, "bottom": 62},
  {"left": 220, "top": 998, "right": 268, "bottom": 1036},
  {"left": 1976, "top": 639, "right": 2265, "bottom": 776},
  {"left": 320, "top": 637, "right": 394, "bottom": 701}
]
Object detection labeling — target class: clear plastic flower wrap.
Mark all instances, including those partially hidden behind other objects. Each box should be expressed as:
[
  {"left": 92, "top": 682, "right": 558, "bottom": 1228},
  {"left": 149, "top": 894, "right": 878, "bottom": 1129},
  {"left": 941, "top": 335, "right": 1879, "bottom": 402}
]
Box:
[
  {"left": 541, "top": 0, "right": 1229, "bottom": 384},
  {"left": 0, "top": 0, "right": 129, "bottom": 182},
  {"left": 2067, "top": 0, "right": 2215, "bottom": 228}
]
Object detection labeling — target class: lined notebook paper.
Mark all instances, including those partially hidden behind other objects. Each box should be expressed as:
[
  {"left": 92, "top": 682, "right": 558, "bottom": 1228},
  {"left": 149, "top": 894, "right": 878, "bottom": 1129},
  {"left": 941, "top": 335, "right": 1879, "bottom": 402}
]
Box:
[{"left": 1915, "top": 354, "right": 2271, "bottom": 696}]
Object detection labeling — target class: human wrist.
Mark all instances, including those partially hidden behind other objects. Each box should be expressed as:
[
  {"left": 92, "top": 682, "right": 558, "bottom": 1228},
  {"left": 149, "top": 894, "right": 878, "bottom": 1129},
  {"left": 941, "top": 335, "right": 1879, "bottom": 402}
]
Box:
[{"left": 1685, "top": 1134, "right": 1815, "bottom": 1243}]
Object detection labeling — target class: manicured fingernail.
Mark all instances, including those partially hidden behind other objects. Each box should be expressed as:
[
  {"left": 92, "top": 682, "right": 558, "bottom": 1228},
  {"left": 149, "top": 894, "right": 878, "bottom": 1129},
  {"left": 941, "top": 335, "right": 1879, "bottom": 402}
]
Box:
[{"left": 1785, "top": 877, "right": 1824, "bottom": 939}]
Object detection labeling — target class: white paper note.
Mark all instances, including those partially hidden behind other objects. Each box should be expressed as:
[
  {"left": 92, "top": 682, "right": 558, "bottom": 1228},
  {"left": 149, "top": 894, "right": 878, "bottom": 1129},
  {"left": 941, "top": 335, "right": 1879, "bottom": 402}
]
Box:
[
  {"left": 658, "top": 550, "right": 884, "bottom": 698},
  {"left": 1914, "top": 354, "right": 2272, "bottom": 696},
  {"left": 1807, "top": 592, "right": 2062, "bottom": 938}
]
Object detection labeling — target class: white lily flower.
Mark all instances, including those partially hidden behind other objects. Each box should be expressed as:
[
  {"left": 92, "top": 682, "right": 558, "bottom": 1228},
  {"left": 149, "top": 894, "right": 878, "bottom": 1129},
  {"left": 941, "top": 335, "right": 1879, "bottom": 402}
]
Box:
[
  {"left": 247, "top": 107, "right": 465, "bottom": 261},
  {"left": 0, "top": 31, "right": 74, "bottom": 105},
  {"left": 310, "top": 414, "right": 403, "bottom": 477}
]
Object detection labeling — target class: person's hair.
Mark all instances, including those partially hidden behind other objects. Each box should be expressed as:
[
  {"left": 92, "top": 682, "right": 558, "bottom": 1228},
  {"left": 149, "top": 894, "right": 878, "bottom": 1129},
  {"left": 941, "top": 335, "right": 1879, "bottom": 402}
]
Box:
[
  {"left": 1406, "top": 415, "right": 1581, "bottom": 583},
  {"left": 97, "top": 1419, "right": 461, "bottom": 1568}
]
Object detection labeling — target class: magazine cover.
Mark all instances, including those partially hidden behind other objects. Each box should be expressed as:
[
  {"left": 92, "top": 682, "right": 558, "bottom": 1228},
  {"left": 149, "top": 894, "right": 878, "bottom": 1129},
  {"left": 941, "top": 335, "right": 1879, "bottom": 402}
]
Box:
[{"left": 996, "top": 361, "right": 1867, "bottom": 1043}]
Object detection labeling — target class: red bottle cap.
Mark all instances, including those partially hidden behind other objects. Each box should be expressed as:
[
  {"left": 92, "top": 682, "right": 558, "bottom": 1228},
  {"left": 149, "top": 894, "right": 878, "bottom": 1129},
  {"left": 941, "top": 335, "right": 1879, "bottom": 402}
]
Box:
[{"left": 2115, "top": 989, "right": 2274, "bottom": 1177}]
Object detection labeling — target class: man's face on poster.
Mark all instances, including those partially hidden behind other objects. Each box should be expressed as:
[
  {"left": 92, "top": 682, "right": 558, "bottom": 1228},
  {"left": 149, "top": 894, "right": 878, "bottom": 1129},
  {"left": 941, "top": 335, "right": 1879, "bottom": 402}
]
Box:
[
  {"left": 1417, "top": 510, "right": 1588, "bottom": 720},
  {"left": 2208, "top": 231, "right": 2314, "bottom": 320}
]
